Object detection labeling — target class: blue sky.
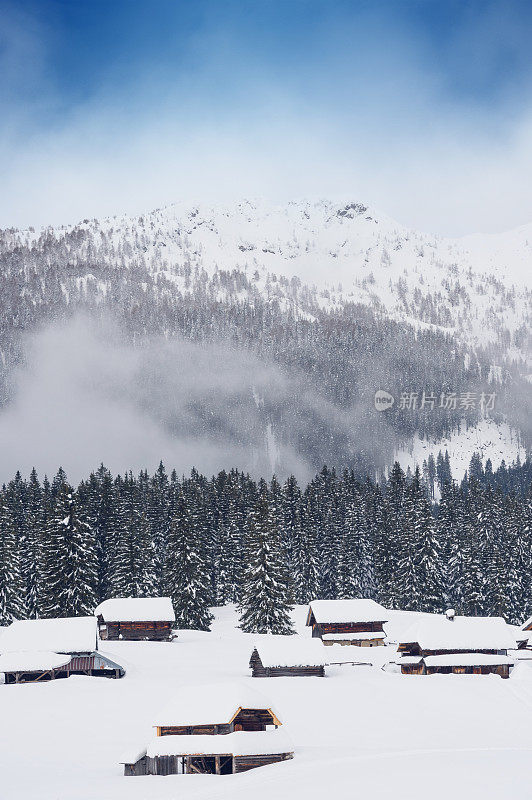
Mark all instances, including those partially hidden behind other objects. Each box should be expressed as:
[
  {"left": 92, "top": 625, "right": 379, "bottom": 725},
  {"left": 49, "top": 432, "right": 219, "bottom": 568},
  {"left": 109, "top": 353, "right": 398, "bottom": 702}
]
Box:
[{"left": 2, "top": 0, "right": 532, "bottom": 233}]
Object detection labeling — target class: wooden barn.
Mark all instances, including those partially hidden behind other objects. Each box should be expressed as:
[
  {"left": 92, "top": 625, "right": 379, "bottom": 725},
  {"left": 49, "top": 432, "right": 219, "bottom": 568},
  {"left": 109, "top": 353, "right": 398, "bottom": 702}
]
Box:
[
  {"left": 122, "top": 681, "right": 293, "bottom": 776},
  {"left": 153, "top": 682, "right": 282, "bottom": 736},
  {"left": 396, "top": 609, "right": 518, "bottom": 678},
  {"left": 0, "top": 617, "right": 125, "bottom": 682},
  {"left": 306, "top": 598, "right": 388, "bottom": 646},
  {"left": 95, "top": 597, "right": 175, "bottom": 641},
  {"left": 122, "top": 730, "right": 294, "bottom": 776},
  {"left": 249, "top": 639, "right": 327, "bottom": 677}
]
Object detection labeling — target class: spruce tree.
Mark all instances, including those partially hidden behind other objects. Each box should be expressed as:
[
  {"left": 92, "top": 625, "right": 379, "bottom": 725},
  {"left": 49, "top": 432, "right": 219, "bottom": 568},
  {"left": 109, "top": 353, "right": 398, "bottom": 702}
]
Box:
[
  {"left": 0, "top": 503, "right": 24, "bottom": 624},
  {"left": 165, "top": 494, "right": 213, "bottom": 631},
  {"left": 239, "top": 493, "right": 294, "bottom": 635},
  {"left": 42, "top": 480, "right": 97, "bottom": 617}
]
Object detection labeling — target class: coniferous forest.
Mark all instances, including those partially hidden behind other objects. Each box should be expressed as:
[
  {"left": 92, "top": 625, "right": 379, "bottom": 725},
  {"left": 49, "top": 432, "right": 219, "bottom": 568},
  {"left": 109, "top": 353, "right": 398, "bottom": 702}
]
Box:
[{"left": 1, "top": 454, "right": 531, "bottom": 631}]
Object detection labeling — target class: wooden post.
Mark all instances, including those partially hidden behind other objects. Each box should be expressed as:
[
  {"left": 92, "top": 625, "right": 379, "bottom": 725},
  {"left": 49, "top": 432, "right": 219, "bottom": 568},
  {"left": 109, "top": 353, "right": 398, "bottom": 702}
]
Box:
[{"left": 215, "top": 756, "right": 220, "bottom": 775}]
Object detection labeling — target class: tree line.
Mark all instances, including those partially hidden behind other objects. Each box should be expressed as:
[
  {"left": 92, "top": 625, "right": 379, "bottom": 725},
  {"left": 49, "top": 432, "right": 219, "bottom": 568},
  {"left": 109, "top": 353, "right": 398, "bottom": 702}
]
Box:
[{"left": 0, "top": 456, "right": 531, "bottom": 633}]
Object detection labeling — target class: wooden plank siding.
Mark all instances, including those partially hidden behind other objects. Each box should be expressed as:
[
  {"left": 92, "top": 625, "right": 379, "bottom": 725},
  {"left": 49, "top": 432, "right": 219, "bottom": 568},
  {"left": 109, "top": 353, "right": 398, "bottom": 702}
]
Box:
[
  {"left": 158, "top": 724, "right": 232, "bottom": 736},
  {"left": 401, "top": 662, "right": 510, "bottom": 678},
  {"left": 125, "top": 752, "right": 293, "bottom": 776},
  {"left": 311, "top": 621, "right": 385, "bottom": 638},
  {"left": 249, "top": 649, "right": 324, "bottom": 678},
  {"left": 98, "top": 619, "right": 172, "bottom": 642},
  {"left": 233, "top": 753, "right": 293, "bottom": 773}
]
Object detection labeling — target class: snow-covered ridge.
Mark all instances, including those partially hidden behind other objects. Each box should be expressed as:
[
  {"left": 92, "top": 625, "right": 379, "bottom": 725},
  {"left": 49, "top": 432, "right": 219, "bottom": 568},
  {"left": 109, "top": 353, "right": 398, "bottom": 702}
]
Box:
[{"left": 6, "top": 197, "right": 531, "bottom": 359}]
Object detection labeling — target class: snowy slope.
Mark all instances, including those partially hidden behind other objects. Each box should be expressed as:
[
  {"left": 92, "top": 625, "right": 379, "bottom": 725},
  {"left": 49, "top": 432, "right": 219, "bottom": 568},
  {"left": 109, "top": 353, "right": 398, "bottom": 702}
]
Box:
[
  {"left": 395, "top": 418, "right": 527, "bottom": 478},
  {"left": 14, "top": 197, "right": 532, "bottom": 359},
  {"left": 1, "top": 605, "right": 532, "bottom": 800}
]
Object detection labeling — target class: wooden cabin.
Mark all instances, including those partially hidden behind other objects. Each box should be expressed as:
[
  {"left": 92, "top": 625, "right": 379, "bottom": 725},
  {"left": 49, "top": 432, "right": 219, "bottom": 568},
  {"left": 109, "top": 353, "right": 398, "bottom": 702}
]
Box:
[
  {"left": 0, "top": 650, "right": 125, "bottom": 683},
  {"left": 0, "top": 617, "right": 125, "bottom": 682},
  {"left": 396, "top": 609, "right": 518, "bottom": 678},
  {"left": 153, "top": 682, "right": 282, "bottom": 736},
  {"left": 122, "top": 730, "right": 294, "bottom": 776},
  {"left": 123, "top": 682, "right": 292, "bottom": 776},
  {"left": 250, "top": 639, "right": 326, "bottom": 677},
  {"left": 306, "top": 599, "right": 388, "bottom": 645},
  {"left": 94, "top": 597, "right": 175, "bottom": 641}
]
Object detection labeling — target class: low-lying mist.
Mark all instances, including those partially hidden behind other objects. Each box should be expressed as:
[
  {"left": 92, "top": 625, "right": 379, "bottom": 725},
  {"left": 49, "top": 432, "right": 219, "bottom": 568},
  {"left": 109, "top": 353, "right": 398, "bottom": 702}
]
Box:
[{"left": 0, "top": 315, "right": 383, "bottom": 484}]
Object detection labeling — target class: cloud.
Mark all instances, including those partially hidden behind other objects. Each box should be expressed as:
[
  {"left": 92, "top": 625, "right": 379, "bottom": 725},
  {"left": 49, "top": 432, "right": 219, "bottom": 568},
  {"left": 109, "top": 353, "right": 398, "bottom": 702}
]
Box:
[
  {"left": 0, "top": 316, "right": 308, "bottom": 482},
  {"left": 1, "top": 2, "right": 532, "bottom": 237},
  {"left": 0, "top": 313, "right": 404, "bottom": 485}
]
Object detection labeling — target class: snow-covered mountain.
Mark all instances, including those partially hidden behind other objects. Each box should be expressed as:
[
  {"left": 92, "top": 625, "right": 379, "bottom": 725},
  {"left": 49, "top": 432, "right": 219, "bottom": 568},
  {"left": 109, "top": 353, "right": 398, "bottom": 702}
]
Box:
[
  {"left": 0, "top": 198, "right": 530, "bottom": 478},
  {"left": 14, "top": 197, "right": 529, "bottom": 359}
]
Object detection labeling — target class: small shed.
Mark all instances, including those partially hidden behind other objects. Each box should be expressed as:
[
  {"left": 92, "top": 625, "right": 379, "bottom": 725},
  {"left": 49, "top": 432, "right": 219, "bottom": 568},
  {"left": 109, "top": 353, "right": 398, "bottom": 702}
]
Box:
[
  {"left": 250, "top": 639, "right": 327, "bottom": 677},
  {"left": 122, "top": 729, "right": 294, "bottom": 776},
  {"left": 94, "top": 597, "right": 175, "bottom": 641},
  {"left": 306, "top": 598, "right": 388, "bottom": 644},
  {"left": 396, "top": 610, "right": 518, "bottom": 678},
  {"left": 153, "top": 682, "right": 282, "bottom": 736},
  {"left": 0, "top": 617, "right": 124, "bottom": 681}
]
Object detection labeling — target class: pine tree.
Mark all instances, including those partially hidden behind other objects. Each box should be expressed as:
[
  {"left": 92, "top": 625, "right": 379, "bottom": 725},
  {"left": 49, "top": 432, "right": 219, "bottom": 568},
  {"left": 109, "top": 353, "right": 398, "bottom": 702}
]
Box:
[
  {"left": 42, "top": 479, "right": 97, "bottom": 617},
  {"left": 24, "top": 468, "right": 45, "bottom": 617},
  {"left": 410, "top": 468, "right": 443, "bottom": 612},
  {"left": 165, "top": 494, "right": 213, "bottom": 631},
  {"left": 0, "top": 503, "right": 24, "bottom": 624},
  {"left": 239, "top": 493, "right": 294, "bottom": 635}
]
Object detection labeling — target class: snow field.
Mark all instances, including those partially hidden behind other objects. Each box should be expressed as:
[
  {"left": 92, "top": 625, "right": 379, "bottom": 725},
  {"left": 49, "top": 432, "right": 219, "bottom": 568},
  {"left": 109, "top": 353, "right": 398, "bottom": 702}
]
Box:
[{"left": 1, "top": 604, "right": 532, "bottom": 800}]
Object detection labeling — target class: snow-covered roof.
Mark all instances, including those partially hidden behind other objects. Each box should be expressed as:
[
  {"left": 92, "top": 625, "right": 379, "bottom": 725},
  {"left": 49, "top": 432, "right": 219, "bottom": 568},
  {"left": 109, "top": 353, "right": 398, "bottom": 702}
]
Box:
[
  {"left": 423, "top": 653, "right": 514, "bottom": 668},
  {"left": 145, "top": 730, "right": 293, "bottom": 758},
  {"left": 321, "top": 631, "right": 386, "bottom": 641},
  {"left": 94, "top": 597, "right": 175, "bottom": 623},
  {"left": 154, "top": 681, "right": 282, "bottom": 727},
  {"left": 509, "top": 624, "right": 528, "bottom": 642},
  {"left": 307, "top": 599, "right": 388, "bottom": 625},
  {"left": 0, "top": 651, "right": 71, "bottom": 673},
  {"left": 383, "top": 609, "right": 437, "bottom": 644},
  {"left": 521, "top": 615, "right": 532, "bottom": 632},
  {"left": 252, "top": 637, "right": 327, "bottom": 668},
  {"left": 398, "top": 615, "right": 518, "bottom": 652},
  {"left": 397, "top": 656, "right": 423, "bottom": 665},
  {"left": 0, "top": 617, "right": 97, "bottom": 655}
]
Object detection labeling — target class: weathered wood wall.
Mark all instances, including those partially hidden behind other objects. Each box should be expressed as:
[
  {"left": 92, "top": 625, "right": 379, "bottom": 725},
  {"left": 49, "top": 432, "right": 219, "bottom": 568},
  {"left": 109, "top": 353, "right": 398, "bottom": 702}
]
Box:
[
  {"left": 250, "top": 651, "right": 324, "bottom": 677},
  {"left": 234, "top": 753, "right": 293, "bottom": 773},
  {"left": 100, "top": 620, "right": 172, "bottom": 641}
]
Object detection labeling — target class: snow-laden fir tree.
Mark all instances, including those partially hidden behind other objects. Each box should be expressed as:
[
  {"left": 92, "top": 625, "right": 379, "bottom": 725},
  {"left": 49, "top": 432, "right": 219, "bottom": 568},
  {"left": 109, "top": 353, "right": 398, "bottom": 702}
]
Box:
[
  {"left": 239, "top": 492, "right": 294, "bottom": 635},
  {"left": 24, "top": 467, "right": 45, "bottom": 617},
  {"left": 0, "top": 503, "right": 24, "bottom": 624},
  {"left": 409, "top": 468, "right": 443, "bottom": 612},
  {"left": 41, "top": 479, "right": 97, "bottom": 618},
  {"left": 438, "top": 481, "right": 464, "bottom": 609},
  {"left": 393, "top": 477, "right": 418, "bottom": 610},
  {"left": 84, "top": 465, "right": 121, "bottom": 602},
  {"left": 165, "top": 493, "right": 213, "bottom": 631},
  {"left": 110, "top": 473, "right": 157, "bottom": 597}
]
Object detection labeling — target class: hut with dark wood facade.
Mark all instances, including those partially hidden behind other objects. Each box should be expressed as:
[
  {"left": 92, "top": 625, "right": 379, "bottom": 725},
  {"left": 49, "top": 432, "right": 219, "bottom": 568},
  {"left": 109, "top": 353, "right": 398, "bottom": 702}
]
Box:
[
  {"left": 249, "top": 639, "right": 326, "bottom": 677},
  {"left": 122, "top": 730, "right": 294, "bottom": 776},
  {"left": 122, "top": 681, "right": 293, "bottom": 776},
  {"left": 153, "top": 682, "right": 282, "bottom": 736},
  {"left": 306, "top": 598, "right": 388, "bottom": 646},
  {"left": 95, "top": 597, "right": 175, "bottom": 641},
  {"left": 396, "top": 609, "right": 518, "bottom": 678},
  {"left": 0, "top": 617, "right": 125, "bottom": 682}
]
